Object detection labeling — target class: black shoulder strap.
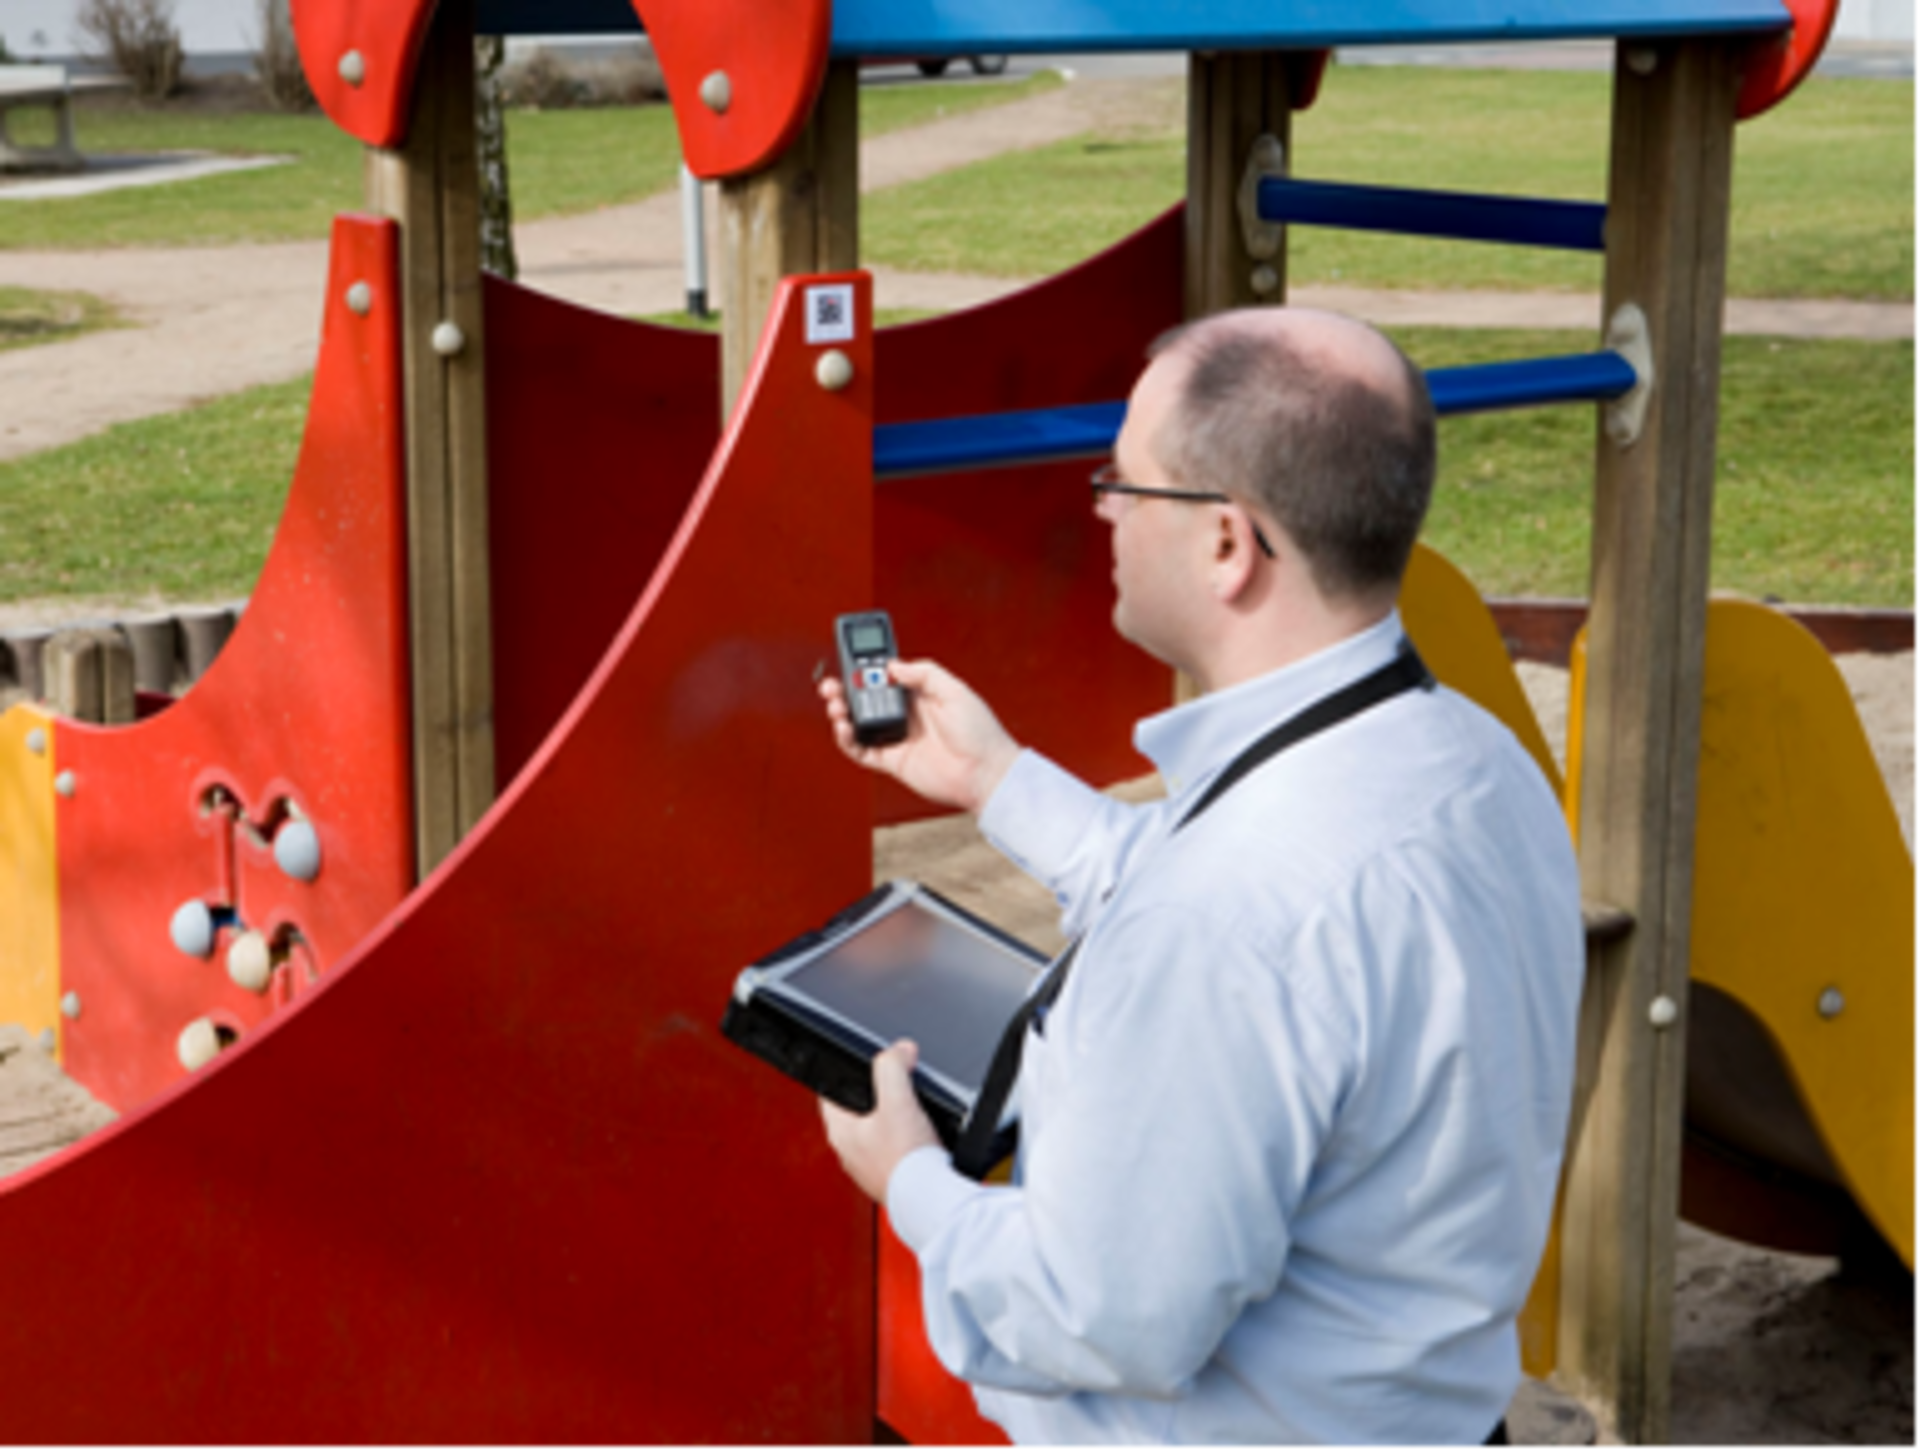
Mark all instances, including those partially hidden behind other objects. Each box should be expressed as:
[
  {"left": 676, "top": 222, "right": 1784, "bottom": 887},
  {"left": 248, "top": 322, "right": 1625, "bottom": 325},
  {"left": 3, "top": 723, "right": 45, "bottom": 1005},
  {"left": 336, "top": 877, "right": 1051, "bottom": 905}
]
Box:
[{"left": 949, "top": 642, "right": 1435, "bottom": 1180}]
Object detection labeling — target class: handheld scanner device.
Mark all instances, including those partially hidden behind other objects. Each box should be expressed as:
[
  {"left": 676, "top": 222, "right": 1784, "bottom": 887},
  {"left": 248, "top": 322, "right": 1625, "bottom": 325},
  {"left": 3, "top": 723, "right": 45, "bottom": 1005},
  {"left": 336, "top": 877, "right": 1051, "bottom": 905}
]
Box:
[{"left": 835, "top": 610, "right": 910, "bottom": 747}]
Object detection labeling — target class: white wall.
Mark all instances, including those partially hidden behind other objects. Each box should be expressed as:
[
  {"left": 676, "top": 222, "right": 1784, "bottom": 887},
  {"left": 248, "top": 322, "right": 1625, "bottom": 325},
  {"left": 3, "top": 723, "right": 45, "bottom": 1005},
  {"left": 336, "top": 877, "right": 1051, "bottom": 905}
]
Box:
[
  {"left": 1834, "top": 0, "right": 1915, "bottom": 43},
  {"left": 3, "top": 0, "right": 261, "bottom": 60}
]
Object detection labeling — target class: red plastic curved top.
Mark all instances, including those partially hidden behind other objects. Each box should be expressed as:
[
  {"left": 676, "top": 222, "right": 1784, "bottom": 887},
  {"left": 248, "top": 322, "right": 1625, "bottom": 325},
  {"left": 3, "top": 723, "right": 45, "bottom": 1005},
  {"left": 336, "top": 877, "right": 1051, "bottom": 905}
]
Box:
[
  {"left": 1735, "top": 0, "right": 1837, "bottom": 120},
  {"left": 293, "top": 0, "right": 831, "bottom": 178}
]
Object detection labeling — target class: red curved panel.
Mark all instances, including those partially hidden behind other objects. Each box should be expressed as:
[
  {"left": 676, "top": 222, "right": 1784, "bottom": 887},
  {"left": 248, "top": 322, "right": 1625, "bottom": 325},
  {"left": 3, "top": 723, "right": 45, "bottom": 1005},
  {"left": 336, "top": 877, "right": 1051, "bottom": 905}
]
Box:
[
  {"left": 872, "top": 206, "right": 1186, "bottom": 824},
  {"left": 484, "top": 280, "right": 720, "bottom": 785},
  {"left": 292, "top": 0, "right": 436, "bottom": 149},
  {"left": 295, "top": 0, "right": 829, "bottom": 176},
  {"left": 1736, "top": 0, "right": 1836, "bottom": 121},
  {"left": 647, "top": 0, "right": 833, "bottom": 180},
  {"left": 1, "top": 275, "right": 877, "bottom": 1439},
  {"left": 53, "top": 214, "right": 412, "bottom": 1113}
]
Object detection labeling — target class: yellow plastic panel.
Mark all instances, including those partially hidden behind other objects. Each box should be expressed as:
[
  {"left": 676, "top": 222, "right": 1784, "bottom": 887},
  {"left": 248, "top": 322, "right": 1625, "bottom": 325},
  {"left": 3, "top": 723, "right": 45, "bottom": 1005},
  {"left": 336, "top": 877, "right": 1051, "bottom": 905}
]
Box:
[
  {"left": 1685, "top": 601, "right": 1913, "bottom": 1265},
  {"left": 0, "top": 704, "right": 60, "bottom": 1048},
  {"left": 1402, "top": 544, "right": 1564, "bottom": 797}
]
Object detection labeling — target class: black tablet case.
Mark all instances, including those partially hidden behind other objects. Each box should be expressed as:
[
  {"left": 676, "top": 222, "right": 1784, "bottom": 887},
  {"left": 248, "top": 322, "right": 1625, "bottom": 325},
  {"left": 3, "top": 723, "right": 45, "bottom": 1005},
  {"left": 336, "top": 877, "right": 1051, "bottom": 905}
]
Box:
[{"left": 721, "top": 882, "right": 1045, "bottom": 1166}]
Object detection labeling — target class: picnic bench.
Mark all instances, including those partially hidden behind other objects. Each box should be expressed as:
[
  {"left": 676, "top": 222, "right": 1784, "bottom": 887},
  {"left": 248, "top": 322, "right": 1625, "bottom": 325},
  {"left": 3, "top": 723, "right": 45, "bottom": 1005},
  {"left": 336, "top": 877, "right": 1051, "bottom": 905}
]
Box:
[{"left": 0, "top": 64, "right": 105, "bottom": 175}]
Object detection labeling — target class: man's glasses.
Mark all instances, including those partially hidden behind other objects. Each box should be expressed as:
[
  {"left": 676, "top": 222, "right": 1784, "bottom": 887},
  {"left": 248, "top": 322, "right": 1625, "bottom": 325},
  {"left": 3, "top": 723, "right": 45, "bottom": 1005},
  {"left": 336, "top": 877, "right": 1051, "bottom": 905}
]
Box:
[{"left": 1090, "top": 464, "right": 1276, "bottom": 558}]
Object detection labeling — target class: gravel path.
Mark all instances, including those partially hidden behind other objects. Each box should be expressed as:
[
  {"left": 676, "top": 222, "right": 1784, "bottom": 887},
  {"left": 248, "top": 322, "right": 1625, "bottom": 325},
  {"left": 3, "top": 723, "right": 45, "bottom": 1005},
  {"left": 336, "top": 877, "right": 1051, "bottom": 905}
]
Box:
[{"left": 0, "top": 74, "right": 1910, "bottom": 463}]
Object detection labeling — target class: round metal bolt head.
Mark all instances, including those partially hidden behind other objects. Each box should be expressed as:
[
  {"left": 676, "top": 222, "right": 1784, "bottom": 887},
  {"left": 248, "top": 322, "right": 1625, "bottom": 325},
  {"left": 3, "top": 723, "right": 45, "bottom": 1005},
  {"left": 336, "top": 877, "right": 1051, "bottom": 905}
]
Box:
[
  {"left": 815, "top": 349, "right": 854, "bottom": 392},
  {"left": 274, "top": 818, "right": 322, "bottom": 882},
  {"left": 24, "top": 726, "right": 46, "bottom": 755},
  {"left": 177, "top": 1017, "right": 224, "bottom": 1072},
  {"left": 1626, "top": 46, "right": 1659, "bottom": 75},
  {"left": 1817, "top": 986, "right": 1845, "bottom": 1019},
  {"left": 345, "top": 281, "right": 374, "bottom": 316},
  {"left": 431, "top": 321, "right": 466, "bottom": 358},
  {"left": 1249, "top": 264, "right": 1281, "bottom": 296},
  {"left": 53, "top": 769, "right": 76, "bottom": 798},
  {"left": 699, "top": 69, "right": 732, "bottom": 114},
  {"left": 170, "top": 899, "right": 217, "bottom": 958},
  {"left": 339, "top": 49, "right": 367, "bottom": 86},
  {"left": 60, "top": 990, "right": 81, "bottom": 1021},
  {"left": 227, "top": 930, "right": 273, "bottom": 994},
  {"left": 1648, "top": 994, "right": 1679, "bottom": 1030}
]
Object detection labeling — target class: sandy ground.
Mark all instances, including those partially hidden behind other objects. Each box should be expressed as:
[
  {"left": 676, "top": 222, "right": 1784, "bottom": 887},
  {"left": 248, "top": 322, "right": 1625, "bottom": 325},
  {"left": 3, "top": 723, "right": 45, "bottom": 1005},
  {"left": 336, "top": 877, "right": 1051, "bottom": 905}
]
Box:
[{"left": 0, "top": 68, "right": 1911, "bottom": 1444}]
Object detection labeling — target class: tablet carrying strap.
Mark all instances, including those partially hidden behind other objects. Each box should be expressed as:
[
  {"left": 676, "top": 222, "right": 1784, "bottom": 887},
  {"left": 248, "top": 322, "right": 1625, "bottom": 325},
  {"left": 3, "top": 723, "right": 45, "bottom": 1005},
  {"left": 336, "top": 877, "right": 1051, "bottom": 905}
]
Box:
[{"left": 949, "top": 642, "right": 1435, "bottom": 1180}]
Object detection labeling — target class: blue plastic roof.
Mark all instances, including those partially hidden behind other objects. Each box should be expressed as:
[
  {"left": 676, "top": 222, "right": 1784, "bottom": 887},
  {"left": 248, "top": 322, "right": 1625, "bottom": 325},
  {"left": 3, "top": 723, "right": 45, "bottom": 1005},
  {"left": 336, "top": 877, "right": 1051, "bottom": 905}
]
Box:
[
  {"left": 834, "top": 1, "right": 1788, "bottom": 56},
  {"left": 477, "top": 0, "right": 1788, "bottom": 47}
]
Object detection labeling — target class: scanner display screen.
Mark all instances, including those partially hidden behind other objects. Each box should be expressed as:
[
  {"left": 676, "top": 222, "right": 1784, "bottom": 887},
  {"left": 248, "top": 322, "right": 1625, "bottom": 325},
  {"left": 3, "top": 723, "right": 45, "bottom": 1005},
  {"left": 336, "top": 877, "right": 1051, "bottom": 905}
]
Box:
[
  {"left": 782, "top": 900, "right": 1041, "bottom": 1098},
  {"left": 847, "top": 622, "right": 889, "bottom": 655}
]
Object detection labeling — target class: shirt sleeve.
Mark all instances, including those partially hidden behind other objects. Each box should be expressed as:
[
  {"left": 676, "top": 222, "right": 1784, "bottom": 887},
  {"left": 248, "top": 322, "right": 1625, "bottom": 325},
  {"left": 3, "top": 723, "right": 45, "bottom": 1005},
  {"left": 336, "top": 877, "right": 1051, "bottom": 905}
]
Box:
[
  {"left": 977, "top": 750, "right": 1168, "bottom": 941},
  {"left": 885, "top": 899, "right": 1354, "bottom": 1400}
]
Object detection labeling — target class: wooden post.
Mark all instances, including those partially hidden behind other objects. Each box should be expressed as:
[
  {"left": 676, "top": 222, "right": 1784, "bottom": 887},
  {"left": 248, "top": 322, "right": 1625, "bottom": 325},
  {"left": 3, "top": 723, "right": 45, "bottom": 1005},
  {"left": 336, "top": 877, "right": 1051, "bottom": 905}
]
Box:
[
  {"left": 718, "top": 60, "right": 859, "bottom": 419},
  {"left": 1184, "top": 51, "right": 1295, "bottom": 321},
  {"left": 1555, "top": 37, "right": 1741, "bottom": 1445},
  {"left": 364, "top": 0, "right": 495, "bottom": 877},
  {"left": 45, "top": 629, "right": 135, "bottom": 726}
]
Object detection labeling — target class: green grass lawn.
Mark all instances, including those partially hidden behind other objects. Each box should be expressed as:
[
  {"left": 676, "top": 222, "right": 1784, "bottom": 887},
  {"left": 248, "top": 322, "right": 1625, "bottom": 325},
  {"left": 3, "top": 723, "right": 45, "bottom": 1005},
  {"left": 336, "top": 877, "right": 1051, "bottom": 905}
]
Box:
[
  {"left": 0, "top": 331, "right": 1905, "bottom": 608},
  {"left": 864, "top": 69, "right": 1914, "bottom": 300},
  {"left": 0, "top": 73, "right": 1060, "bottom": 251},
  {"left": 1401, "top": 330, "right": 1913, "bottom": 604},
  {"left": 0, "top": 286, "right": 123, "bottom": 352}
]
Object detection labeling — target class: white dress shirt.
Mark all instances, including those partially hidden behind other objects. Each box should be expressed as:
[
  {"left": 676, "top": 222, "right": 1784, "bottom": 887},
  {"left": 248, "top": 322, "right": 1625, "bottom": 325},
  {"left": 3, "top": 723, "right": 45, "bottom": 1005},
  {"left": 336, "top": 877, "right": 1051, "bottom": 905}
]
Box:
[{"left": 885, "top": 612, "right": 1584, "bottom": 1444}]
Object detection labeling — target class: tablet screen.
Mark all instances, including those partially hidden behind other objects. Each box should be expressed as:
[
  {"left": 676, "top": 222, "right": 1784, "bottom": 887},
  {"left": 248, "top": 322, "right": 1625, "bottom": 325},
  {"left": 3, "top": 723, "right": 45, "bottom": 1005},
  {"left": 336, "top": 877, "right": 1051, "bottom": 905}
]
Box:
[{"left": 780, "top": 897, "right": 1043, "bottom": 1100}]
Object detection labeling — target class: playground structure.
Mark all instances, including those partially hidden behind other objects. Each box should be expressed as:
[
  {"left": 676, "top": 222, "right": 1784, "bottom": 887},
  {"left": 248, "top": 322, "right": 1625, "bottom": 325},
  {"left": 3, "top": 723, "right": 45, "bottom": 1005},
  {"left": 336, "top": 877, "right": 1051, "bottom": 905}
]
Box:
[{"left": 0, "top": 0, "right": 1907, "bottom": 1442}]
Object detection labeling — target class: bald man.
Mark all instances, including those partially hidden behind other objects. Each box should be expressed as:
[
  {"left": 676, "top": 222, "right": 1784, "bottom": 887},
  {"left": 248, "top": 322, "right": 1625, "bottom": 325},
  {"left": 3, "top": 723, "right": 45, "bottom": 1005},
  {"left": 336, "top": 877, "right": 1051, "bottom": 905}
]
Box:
[{"left": 818, "top": 309, "right": 1583, "bottom": 1444}]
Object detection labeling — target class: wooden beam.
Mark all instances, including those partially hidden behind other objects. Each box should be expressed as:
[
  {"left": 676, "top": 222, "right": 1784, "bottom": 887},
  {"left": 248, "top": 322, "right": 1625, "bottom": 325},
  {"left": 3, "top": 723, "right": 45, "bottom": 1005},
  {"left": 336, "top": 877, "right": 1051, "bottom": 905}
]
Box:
[
  {"left": 1184, "top": 51, "right": 1295, "bottom": 321},
  {"left": 718, "top": 60, "right": 858, "bottom": 419},
  {"left": 1555, "top": 37, "right": 1742, "bottom": 1445},
  {"left": 364, "top": 0, "right": 495, "bottom": 877}
]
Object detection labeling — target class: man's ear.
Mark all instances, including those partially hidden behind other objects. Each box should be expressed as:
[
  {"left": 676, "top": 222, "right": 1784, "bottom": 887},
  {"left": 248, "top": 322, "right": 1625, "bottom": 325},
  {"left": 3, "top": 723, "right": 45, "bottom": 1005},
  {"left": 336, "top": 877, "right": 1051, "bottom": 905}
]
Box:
[{"left": 1210, "top": 508, "right": 1262, "bottom": 600}]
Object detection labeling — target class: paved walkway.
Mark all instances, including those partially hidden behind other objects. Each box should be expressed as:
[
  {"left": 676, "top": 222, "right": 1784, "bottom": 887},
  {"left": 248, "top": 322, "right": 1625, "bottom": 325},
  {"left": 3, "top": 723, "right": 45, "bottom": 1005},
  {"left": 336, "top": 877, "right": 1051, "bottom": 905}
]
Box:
[{"left": 0, "top": 75, "right": 1911, "bottom": 463}]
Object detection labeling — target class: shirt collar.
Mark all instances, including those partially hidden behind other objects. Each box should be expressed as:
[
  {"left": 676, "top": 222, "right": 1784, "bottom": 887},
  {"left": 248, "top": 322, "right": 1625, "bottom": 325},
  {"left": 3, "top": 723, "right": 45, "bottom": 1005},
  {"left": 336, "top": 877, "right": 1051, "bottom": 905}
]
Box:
[{"left": 1134, "top": 611, "right": 1408, "bottom": 800}]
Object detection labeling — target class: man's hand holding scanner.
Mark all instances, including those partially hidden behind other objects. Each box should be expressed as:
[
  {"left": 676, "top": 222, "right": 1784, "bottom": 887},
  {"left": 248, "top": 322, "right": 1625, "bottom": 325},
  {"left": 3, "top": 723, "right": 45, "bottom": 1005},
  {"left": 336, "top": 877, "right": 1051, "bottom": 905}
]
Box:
[
  {"left": 816, "top": 658, "right": 1021, "bottom": 817},
  {"left": 820, "top": 1039, "right": 941, "bottom": 1203}
]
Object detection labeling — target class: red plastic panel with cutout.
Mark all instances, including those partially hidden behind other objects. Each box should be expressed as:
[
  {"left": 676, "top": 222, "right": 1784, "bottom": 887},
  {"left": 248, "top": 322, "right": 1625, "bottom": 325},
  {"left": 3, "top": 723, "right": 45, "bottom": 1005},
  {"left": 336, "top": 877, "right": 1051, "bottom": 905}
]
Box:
[
  {"left": 53, "top": 214, "right": 413, "bottom": 1113},
  {"left": 3, "top": 275, "right": 877, "bottom": 1439}
]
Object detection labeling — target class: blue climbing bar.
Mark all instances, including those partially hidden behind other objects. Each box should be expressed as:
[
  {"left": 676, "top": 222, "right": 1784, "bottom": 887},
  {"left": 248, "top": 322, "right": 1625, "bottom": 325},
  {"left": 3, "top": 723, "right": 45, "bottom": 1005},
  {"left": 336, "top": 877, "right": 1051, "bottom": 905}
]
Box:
[
  {"left": 1258, "top": 177, "right": 1609, "bottom": 252},
  {"left": 873, "top": 352, "right": 1639, "bottom": 477}
]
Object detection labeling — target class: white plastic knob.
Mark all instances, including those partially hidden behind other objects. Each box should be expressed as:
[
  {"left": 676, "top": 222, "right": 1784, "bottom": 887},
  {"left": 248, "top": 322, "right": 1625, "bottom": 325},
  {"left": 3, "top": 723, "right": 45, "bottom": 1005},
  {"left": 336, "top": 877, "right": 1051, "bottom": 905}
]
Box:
[
  {"left": 1249, "top": 264, "right": 1280, "bottom": 296},
  {"left": 54, "top": 770, "right": 76, "bottom": 797},
  {"left": 699, "top": 70, "right": 732, "bottom": 113},
  {"left": 24, "top": 726, "right": 46, "bottom": 755},
  {"left": 1648, "top": 994, "right": 1679, "bottom": 1030},
  {"left": 431, "top": 321, "right": 466, "bottom": 357},
  {"left": 59, "top": 990, "right": 81, "bottom": 1020},
  {"left": 345, "top": 281, "right": 373, "bottom": 316},
  {"left": 1817, "top": 987, "right": 1845, "bottom": 1019},
  {"left": 274, "top": 819, "right": 322, "bottom": 882},
  {"left": 177, "top": 1017, "right": 225, "bottom": 1071},
  {"left": 227, "top": 930, "right": 273, "bottom": 994},
  {"left": 170, "top": 899, "right": 216, "bottom": 958},
  {"left": 815, "top": 349, "right": 854, "bottom": 391},
  {"left": 338, "top": 49, "right": 366, "bottom": 86}
]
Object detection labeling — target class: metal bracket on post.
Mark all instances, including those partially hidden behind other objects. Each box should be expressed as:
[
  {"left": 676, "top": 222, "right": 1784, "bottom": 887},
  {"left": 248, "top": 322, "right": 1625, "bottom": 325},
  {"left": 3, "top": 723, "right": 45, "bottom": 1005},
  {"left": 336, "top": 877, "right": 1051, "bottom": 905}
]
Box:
[
  {"left": 1236, "top": 132, "right": 1287, "bottom": 295},
  {"left": 1604, "top": 302, "right": 1656, "bottom": 447}
]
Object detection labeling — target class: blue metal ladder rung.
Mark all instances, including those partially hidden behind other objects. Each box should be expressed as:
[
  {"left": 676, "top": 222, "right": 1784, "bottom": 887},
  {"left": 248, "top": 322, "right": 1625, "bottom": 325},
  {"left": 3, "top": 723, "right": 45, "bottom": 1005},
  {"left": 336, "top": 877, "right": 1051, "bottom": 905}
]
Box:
[
  {"left": 872, "top": 351, "right": 1638, "bottom": 478},
  {"left": 1258, "top": 176, "right": 1608, "bottom": 252}
]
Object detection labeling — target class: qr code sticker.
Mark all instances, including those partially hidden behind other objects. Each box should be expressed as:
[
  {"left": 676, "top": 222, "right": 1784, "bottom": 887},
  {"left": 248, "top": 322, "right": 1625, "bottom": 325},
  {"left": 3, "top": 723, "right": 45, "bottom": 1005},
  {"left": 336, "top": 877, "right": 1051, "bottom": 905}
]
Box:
[{"left": 805, "top": 283, "right": 857, "bottom": 344}]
